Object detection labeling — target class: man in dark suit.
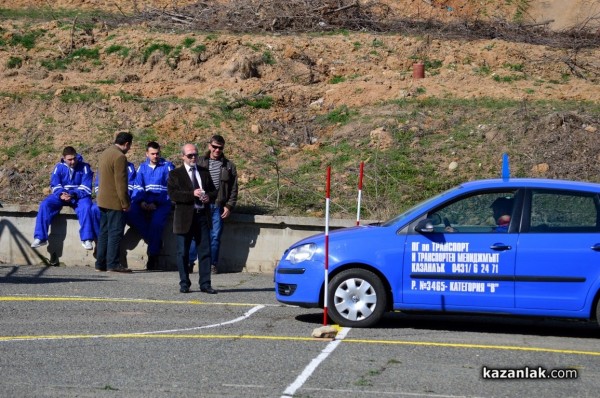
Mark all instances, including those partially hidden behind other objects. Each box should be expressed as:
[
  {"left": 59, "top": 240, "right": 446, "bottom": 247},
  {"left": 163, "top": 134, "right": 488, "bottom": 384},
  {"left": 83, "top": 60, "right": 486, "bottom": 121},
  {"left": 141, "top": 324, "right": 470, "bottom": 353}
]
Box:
[{"left": 167, "top": 143, "right": 217, "bottom": 294}]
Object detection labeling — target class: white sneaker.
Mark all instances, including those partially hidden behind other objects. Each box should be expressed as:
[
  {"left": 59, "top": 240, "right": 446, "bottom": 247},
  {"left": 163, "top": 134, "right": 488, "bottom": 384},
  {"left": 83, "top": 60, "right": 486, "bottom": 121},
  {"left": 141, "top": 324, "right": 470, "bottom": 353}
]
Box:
[
  {"left": 82, "top": 240, "right": 93, "bottom": 250},
  {"left": 31, "top": 238, "right": 47, "bottom": 248}
]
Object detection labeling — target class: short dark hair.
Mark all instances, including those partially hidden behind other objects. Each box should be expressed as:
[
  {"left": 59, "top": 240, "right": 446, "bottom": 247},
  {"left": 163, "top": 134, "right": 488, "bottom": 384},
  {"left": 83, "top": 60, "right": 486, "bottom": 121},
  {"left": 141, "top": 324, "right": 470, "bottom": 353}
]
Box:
[
  {"left": 491, "top": 197, "right": 513, "bottom": 214},
  {"left": 62, "top": 146, "right": 76, "bottom": 157},
  {"left": 147, "top": 141, "right": 160, "bottom": 151},
  {"left": 114, "top": 131, "right": 133, "bottom": 145},
  {"left": 210, "top": 135, "right": 225, "bottom": 146}
]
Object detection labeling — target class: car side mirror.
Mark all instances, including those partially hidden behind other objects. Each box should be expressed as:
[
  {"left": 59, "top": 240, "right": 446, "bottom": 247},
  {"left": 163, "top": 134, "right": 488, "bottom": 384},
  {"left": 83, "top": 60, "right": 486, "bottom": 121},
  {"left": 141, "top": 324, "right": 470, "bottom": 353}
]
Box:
[{"left": 415, "top": 218, "right": 434, "bottom": 233}]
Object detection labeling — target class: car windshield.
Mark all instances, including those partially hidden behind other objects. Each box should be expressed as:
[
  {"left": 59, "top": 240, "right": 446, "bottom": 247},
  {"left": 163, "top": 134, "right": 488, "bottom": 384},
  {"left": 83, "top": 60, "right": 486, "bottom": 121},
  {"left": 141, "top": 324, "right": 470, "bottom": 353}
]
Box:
[{"left": 380, "top": 186, "right": 459, "bottom": 227}]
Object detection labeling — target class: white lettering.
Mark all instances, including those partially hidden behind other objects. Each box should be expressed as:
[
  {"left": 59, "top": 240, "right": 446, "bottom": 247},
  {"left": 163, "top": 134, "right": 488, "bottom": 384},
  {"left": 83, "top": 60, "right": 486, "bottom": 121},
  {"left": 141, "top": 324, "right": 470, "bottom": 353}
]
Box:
[
  {"left": 417, "top": 252, "right": 456, "bottom": 262},
  {"left": 451, "top": 263, "right": 472, "bottom": 273},
  {"left": 457, "top": 252, "right": 499, "bottom": 263},
  {"left": 449, "top": 281, "right": 485, "bottom": 292},
  {"left": 411, "top": 263, "right": 446, "bottom": 272},
  {"left": 431, "top": 242, "right": 470, "bottom": 252}
]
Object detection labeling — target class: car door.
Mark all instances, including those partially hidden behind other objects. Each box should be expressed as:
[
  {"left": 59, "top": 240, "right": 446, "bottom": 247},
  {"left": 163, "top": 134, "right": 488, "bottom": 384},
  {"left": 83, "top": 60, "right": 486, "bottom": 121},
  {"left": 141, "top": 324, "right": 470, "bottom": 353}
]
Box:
[
  {"left": 402, "top": 190, "right": 519, "bottom": 310},
  {"left": 515, "top": 189, "right": 600, "bottom": 311}
]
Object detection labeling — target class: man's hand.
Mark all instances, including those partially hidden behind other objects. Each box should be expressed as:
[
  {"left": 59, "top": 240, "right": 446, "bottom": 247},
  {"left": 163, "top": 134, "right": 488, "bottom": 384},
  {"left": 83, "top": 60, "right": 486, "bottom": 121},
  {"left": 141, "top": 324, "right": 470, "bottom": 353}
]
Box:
[
  {"left": 60, "top": 192, "right": 71, "bottom": 202},
  {"left": 194, "top": 189, "right": 209, "bottom": 204},
  {"left": 221, "top": 207, "right": 231, "bottom": 219}
]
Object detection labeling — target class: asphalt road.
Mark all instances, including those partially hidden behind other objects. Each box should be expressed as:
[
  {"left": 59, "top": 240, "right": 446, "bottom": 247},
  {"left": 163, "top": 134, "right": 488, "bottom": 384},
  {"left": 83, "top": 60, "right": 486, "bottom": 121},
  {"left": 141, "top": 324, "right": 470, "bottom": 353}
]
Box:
[{"left": 1, "top": 264, "right": 599, "bottom": 398}]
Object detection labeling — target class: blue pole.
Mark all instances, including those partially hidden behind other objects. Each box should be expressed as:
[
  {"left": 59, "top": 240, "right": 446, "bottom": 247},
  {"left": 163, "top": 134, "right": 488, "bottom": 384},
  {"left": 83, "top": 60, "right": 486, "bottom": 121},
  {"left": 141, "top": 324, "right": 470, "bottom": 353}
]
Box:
[{"left": 501, "top": 153, "right": 510, "bottom": 180}]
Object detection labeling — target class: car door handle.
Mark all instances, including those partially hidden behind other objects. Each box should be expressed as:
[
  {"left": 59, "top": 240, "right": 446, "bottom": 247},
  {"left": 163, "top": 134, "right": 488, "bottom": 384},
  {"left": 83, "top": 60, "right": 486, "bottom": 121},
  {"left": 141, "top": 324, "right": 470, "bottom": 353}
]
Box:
[
  {"left": 591, "top": 244, "right": 600, "bottom": 252},
  {"left": 490, "top": 243, "right": 511, "bottom": 251}
]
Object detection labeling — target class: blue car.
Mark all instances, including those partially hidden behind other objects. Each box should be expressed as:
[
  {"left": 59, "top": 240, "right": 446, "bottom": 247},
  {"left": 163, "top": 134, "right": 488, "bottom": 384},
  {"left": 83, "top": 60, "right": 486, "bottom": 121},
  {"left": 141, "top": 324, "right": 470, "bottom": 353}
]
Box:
[{"left": 275, "top": 178, "right": 600, "bottom": 327}]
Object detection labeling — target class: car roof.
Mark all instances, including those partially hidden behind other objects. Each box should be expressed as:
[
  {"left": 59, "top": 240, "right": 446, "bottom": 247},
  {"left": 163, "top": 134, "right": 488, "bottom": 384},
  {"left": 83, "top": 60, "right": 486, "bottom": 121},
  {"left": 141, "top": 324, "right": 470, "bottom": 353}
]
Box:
[{"left": 458, "top": 178, "right": 600, "bottom": 193}]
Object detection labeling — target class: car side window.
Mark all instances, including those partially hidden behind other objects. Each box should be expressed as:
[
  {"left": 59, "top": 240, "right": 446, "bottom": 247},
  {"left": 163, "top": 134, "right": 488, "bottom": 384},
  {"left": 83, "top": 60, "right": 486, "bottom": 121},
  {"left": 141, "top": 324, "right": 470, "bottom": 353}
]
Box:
[
  {"left": 529, "top": 190, "right": 600, "bottom": 233},
  {"left": 428, "top": 191, "right": 516, "bottom": 233}
]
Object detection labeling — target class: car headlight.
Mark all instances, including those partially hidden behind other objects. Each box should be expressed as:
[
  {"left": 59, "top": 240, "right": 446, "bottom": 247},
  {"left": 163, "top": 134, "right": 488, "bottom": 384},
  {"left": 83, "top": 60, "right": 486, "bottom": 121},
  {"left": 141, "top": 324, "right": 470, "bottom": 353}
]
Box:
[{"left": 285, "top": 243, "right": 317, "bottom": 264}]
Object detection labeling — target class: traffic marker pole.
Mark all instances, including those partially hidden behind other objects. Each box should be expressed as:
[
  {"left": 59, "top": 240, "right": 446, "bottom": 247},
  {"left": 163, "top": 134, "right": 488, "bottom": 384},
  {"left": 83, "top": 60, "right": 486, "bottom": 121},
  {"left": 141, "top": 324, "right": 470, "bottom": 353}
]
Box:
[
  {"left": 323, "top": 166, "right": 331, "bottom": 326},
  {"left": 356, "top": 161, "right": 364, "bottom": 226}
]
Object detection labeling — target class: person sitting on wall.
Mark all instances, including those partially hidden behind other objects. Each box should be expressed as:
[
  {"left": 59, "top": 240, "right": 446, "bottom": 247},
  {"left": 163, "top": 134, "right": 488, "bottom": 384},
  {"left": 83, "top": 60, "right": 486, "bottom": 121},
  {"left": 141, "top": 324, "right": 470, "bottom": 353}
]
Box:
[
  {"left": 128, "top": 141, "right": 175, "bottom": 270},
  {"left": 31, "top": 146, "right": 95, "bottom": 250}
]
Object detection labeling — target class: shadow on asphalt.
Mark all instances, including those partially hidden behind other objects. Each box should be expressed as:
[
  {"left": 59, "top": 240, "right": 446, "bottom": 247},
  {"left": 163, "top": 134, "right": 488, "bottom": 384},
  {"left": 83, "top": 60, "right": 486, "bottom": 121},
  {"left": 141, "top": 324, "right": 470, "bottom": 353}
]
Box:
[
  {"left": 294, "top": 310, "right": 600, "bottom": 338},
  {"left": 215, "top": 288, "right": 275, "bottom": 293},
  {"left": 0, "top": 265, "right": 109, "bottom": 284},
  {"left": 380, "top": 312, "right": 600, "bottom": 338},
  {"left": 0, "top": 275, "right": 111, "bottom": 284}
]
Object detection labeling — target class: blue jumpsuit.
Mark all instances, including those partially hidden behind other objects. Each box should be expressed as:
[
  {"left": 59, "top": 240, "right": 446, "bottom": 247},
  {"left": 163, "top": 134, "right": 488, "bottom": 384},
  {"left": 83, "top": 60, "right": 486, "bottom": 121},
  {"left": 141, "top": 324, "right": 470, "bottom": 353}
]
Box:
[
  {"left": 91, "top": 162, "right": 136, "bottom": 239},
  {"left": 33, "top": 154, "right": 94, "bottom": 242},
  {"left": 128, "top": 158, "right": 174, "bottom": 256}
]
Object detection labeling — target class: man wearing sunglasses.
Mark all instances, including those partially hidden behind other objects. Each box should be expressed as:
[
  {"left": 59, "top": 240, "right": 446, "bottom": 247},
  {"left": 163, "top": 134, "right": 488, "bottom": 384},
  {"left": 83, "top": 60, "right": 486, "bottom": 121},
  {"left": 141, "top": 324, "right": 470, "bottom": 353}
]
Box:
[
  {"left": 167, "top": 143, "right": 217, "bottom": 294},
  {"left": 189, "top": 135, "right": 238, "bottom": 275}
]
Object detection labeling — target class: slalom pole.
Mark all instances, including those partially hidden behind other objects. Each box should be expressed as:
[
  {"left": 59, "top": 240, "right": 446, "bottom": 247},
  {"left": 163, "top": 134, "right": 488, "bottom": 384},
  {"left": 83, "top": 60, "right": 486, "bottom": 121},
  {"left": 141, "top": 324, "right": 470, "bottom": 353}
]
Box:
[
  {"left": 323, "top": 166, "right": 331, "bottom": 326},
  {"left": 356, "top": 161, "right": 364, "bottom": 226}
]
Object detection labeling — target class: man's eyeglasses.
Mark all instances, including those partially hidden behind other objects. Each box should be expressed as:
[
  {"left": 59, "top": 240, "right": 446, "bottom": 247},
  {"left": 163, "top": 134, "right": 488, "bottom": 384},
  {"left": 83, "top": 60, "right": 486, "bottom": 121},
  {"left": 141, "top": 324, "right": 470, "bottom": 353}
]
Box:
[
  {"left": 210, "top": 144, "right": 223, "bottom": 151},
  {"left": 185, "top": 153, "right": 198, "bottom": 159}
]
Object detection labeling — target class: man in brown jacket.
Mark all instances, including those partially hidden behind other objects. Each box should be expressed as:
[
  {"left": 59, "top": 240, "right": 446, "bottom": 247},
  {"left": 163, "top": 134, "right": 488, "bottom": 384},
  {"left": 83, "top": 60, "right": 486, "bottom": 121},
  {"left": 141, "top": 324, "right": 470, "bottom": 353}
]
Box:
[
  {"left": 95, "top": 132, "right": 133, "bottom": 273},
  {"left": 167, "top": 143, "right": 217, "bottom": 293}
]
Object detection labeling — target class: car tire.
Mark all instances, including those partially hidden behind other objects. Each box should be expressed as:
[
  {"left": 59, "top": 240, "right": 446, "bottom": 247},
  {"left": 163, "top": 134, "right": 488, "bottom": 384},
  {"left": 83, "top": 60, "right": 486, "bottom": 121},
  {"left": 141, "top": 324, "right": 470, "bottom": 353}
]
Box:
[
  {"left": 596, "top": 298, "right": 600, "bottom": 328},
  {"left": 328, "top": 268, "right": 386, "bottom": 327}
]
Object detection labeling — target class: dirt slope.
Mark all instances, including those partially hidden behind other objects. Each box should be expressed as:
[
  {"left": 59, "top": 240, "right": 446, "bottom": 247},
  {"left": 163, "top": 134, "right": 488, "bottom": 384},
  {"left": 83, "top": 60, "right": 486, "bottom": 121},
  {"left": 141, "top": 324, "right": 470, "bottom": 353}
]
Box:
[{"left": 1, "top": 1, "right": 599, "bottom": 218}]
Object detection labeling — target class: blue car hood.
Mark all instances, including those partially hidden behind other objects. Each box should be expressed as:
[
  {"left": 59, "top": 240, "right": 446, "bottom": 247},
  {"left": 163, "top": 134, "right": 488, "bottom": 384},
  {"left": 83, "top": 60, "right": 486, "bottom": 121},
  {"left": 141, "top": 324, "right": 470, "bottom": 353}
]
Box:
[{"left": 289, "top": 224, "right": 382, "bottom": 249}]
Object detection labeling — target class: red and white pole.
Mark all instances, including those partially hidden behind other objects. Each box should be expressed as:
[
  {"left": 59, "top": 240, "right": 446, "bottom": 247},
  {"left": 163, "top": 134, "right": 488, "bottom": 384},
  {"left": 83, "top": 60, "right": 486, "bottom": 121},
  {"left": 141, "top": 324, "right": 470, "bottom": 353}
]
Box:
[
  {"left": 323, "top": 166, "right": 331, "bottom": 326},
  {"left": 356, "top": 161, "right": 364, "bottom": 226}
]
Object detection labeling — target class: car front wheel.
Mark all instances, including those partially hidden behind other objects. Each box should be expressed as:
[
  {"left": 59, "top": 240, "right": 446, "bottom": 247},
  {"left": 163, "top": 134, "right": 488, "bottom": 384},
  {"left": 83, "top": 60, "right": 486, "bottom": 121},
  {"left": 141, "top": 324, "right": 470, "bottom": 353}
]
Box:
[
  {"left": 327, "top": 268, "right": 386, "bottom": 327},
  {"left": 596, "top": 298, "right": 600, "bottom": 328}
]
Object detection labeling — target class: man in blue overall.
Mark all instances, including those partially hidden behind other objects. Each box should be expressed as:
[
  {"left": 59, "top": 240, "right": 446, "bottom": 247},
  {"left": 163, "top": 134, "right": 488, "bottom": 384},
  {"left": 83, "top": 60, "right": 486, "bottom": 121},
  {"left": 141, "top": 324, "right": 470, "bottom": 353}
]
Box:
[
  {"left": 31, "top": 146, "right": 95, "bottom": 249},
  {"left": 128, "top": 141, "right": 175, "bottom": 270}
]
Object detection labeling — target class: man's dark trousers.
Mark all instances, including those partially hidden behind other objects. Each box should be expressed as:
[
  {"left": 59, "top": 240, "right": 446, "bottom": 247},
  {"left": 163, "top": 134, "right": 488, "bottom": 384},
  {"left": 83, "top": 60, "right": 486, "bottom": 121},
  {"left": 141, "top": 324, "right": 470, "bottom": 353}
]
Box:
[
  {"left": 96, "top": 208, "right": 126, "bottom": 270},
  {"left": 176, "top": 212, "right": 211, "bottom": 290}
]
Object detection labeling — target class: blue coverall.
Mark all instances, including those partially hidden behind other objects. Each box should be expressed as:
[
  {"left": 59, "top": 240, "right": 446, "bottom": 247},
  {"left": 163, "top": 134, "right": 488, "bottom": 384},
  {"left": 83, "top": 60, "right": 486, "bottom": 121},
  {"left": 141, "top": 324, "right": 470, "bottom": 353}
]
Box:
[
  {"left": 33, "top": 154, "right": 94, "bottom": 242},
  {"left": 128, "top": 158, "right": 174, "bottom": 256}
]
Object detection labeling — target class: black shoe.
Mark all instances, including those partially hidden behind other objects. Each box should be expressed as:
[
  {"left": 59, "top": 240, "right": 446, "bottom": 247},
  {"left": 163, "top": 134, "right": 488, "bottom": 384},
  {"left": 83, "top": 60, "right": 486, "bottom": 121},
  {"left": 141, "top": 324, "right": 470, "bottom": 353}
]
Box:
[
  {"left": 107, "top": 267, "right": 132, "bottom": 273},
  {"left": 200, "top": 287, "right": 217, "bottom": 294},
  {"left": 95, "top": 268, "right": 106, "bottom": 272},
  {"left": 180, "top": 287, "right": 190, "bottom": 293},
  {"left": 211, "top": 265, "right": 218, "bottom": 274}
]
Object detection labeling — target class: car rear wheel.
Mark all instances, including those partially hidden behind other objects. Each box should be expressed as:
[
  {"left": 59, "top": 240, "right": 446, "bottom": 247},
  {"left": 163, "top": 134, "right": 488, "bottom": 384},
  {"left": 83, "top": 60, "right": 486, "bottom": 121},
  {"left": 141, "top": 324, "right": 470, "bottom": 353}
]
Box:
[{"left": 328, "top": 268, "right": 386, "bottom": 327}]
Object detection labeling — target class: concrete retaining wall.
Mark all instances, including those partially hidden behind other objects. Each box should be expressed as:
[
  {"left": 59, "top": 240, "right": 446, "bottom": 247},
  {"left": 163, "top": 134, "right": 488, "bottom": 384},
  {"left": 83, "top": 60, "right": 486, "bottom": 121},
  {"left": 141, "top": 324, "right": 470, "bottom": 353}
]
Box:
[{"left": 0, "top": 204, "right": 368, "bottom": 273}]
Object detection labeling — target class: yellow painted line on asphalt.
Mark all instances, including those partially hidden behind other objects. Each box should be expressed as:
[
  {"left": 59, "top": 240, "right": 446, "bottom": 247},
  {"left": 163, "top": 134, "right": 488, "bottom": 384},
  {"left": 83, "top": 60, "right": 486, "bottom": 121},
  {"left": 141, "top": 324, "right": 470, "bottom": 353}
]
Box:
[
  {"left": 0, "top": 296, "right": 261, "bottom": 306},
  {"left": 0, "top": 334, "right": 318, "bottom": 342},
  {"left": 1, "top": 295, "right": 597, "bottom": 357},
  {"left": 0, "top": 333, "right": 598, "bottom": 357}
]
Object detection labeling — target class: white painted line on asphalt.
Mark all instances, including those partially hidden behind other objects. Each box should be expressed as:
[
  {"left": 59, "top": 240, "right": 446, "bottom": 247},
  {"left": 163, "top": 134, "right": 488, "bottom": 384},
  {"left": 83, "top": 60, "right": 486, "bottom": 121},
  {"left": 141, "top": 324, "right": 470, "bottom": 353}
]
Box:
[
  {"left": 280, "top": 327, "right": 351, "bottom": 398},
  {"left": 135, "top": 304, "right": 266, "bottom": 335},
  {"left": 0, "top": 304, "right": 266, "bottom": 343}
]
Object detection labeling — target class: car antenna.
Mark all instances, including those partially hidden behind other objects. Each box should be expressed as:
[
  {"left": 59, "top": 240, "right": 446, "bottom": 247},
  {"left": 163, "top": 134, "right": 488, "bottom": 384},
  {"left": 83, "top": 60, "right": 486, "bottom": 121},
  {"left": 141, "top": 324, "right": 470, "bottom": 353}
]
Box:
[{"left": 501, "top": 153, "right": 510, "bottom": 181}]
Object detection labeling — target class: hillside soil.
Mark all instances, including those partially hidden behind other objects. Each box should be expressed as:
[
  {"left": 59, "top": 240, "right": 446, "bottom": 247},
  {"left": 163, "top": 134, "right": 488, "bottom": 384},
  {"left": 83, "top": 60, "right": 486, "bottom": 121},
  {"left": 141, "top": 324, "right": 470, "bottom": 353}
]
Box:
[{"left": 1, "top": 1, "right": 599, "bottom": 219}]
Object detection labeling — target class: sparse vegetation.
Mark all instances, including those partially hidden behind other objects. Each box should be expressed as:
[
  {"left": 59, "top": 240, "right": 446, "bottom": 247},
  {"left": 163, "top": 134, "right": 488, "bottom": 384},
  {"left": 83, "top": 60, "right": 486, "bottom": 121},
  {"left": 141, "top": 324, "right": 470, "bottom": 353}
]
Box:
[
  {"left": 0, "top": 0, "right": 599, "bottom": 221},
  {"left": 142, "top": 42, "right": 174, "bottom": 63},
  {"left": 105, "top": 44, "right": 130, "bottom": 57},
  {"left": 329, "top": 75, "right": 346, "bottom": 84},
  {"left": 6, "top": 56, "right": 22, "bottom": 68}
]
